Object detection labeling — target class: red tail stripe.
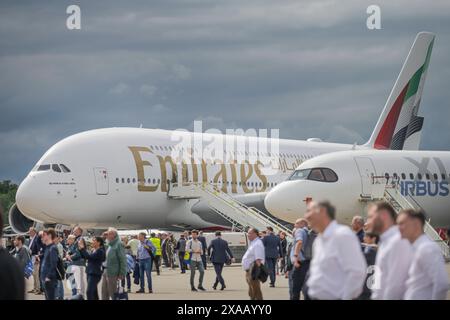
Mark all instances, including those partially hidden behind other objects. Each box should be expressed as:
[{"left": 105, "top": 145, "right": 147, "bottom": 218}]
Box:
[{"left": 374, "top": 84, "right": 409, "bottom": 149}]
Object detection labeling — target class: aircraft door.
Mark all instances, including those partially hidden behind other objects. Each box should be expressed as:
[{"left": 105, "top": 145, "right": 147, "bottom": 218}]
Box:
[
  {"left": 93, "top": 167, "right": 109, "bottom": 195},
  {"left": 354, "top": 157, "right": 376, "bottom": 197}
]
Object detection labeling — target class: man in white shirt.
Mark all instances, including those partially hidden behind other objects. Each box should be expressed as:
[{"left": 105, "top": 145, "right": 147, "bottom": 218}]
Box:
[
  {"left": 366, "top": 201, "right": 413, "bottom": 300},
  {"left": 397, "top": 209, "right": 449, "bottom": 300},
  {"left": 242, "top": 228, "right": 265, "bottom": 300},
  {"left": 305, "top": 201, "right": 367, "bottom": 300}
]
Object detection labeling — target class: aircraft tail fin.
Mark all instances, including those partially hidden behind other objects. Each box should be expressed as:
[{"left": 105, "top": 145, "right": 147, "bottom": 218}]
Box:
[{"left": 365, "top": 32, "right": 435, "bottom": 150}]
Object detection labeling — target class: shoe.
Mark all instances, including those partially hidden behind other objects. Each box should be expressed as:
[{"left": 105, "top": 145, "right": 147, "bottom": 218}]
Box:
[
  {"left": 36, "top": 290, "right": 44, "bottom": 295},
  {"left": 191, "top": 287, "right": 198, "bottom": 292},
  {"left": 269, "top": 283, "right": 275, "bottom": 288},
  {"left": 136, "top": 289, "right": 145, "bottom": 293},
  {"left": 27, "top": 289, "right": 35, "bottom": 293},
  {"left": 198, "top": 286, "right": 206, "bottom": 291},
  {"left": 220, "top": 285, "right": 226, "bottom": 291},
  {"left": 148, "top": 289, "right": 153, "bottom": 294},
  {"left": 212, "top": 284, "right": 217, "bottom": 290}
]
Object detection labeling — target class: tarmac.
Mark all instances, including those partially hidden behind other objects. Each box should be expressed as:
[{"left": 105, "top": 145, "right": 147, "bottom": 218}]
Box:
[{"left": 26, "top": 263, "right": 450, "bottom": 300}]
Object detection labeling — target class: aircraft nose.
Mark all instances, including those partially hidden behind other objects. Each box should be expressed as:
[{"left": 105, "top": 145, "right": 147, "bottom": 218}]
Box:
[
  {"left": 16, "top": 175, "right": 44, "bottom": 219},
  {"left": 264, "top": 181, "right": 305, "bottom": 221}
]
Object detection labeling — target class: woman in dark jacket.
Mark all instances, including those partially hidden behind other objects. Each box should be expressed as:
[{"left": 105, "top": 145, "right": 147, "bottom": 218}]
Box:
[{"left": 79, "top": 237, "right": 106, "bottom": 300}]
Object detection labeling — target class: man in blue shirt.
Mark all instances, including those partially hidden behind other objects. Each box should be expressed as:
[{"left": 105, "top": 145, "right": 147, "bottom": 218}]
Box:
[
  {"left": 40, "top": 228, "right": 59, "bottom": 300},
  {"left": 136, "top": 232, "right": 156, "bottom": 293},
  {"left": 290, "top": 219, "right": 309, "bottom": 300}
]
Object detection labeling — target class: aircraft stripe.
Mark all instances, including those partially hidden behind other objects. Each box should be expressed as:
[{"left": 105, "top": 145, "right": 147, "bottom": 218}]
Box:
[
  {"left": 374, "top": 85, "right": 408, "bottom": 149},
  {"left": 375, "top": 40, "right": 433, "bottom": 150}
]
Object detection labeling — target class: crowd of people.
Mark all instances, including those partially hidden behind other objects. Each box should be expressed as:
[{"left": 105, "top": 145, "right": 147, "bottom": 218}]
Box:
[
  {"left": 241, "top": 200, "right": 449, "bottom": 300},
  {"left": 0, "top": 211, "right": 237, "bottom": 300},
  {"left": 1, "top": 199, "right": 449, "bottom": 300}
]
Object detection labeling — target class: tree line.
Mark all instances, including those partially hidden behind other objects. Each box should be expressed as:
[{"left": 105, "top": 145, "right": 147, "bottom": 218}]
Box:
[{"left": 0, "top": 180, "right": 18, "bottom": 226}]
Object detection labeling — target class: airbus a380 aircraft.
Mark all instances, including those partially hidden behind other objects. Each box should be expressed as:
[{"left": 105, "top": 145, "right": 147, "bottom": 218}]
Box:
[
  {"left": 264, "top": 149, "right": 450, "bottom": 228},
  {"left": 9, "top": 32, "right": 435, "bottom": 233}
]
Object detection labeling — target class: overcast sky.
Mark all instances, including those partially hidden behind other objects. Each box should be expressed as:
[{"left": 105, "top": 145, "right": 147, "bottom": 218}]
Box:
[{"left": 1, "top": 0, "right": 450, "bottom": 183}]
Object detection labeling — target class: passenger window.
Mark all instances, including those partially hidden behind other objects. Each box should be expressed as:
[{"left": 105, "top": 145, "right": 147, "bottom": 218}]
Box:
[
  {"left": 410, "top": 173, "right": 414, "bottom": 180},
  {"left": 442, "top": 173, "right": 446, "bottom": 180},
  {"left": 401, "top": 173, "right": 406, "bottom": 180},
  {"left": 426, "top": 173, "right": 430, "bottom": 180},
  {"left": 52, "top": 164, "right": 61, "bottom": 173},
  {"left": 417, "top": 173, "right": 422, "bottom": 180},
  {"left": 308, "top": 169, "right": 325, "bottom": 182},
  {"left": 433, "top": 173, "right": 438, "bottom": 180},
  {"left": 60, "top": 164, "right": 71, "bottom": 173},
  {"left": 322, "top": 168, "right": 338, "bottom": 182},
  {"left": 37, "top": 164, "right": 51, "bottom": 171}
]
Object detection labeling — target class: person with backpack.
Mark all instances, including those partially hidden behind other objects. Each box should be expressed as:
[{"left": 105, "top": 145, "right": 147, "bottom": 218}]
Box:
[
  {"left": 136, "top": 232, "right": 156, "bottom": 293},
  {"left": 79, "top": 236, "right": 106, "bottom": 300},
  {"left": 40, "top": 228, "right": 59, "bottom": 300},
  {"left": 176, "top": 234, "right": 187, "bottom": 273},
  {"left": 289, "top": 218, "right": 311, "bottom": 300}
]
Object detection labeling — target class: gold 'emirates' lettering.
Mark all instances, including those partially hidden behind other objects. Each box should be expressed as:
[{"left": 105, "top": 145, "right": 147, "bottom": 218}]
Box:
[
  {"left": 213, "top": 160, "right": 228, "bottom": 193},
  {"left": 128, "top": 146, "right": 159, "bottom": 192},
  {"left": 128, "top": 146, "right": 275, "bottom": 194},
  {"left": 254, "top": 160, "right": 267, "bottom": 192},
  {"left": 240, "top": 160, "right": 253, "bottom": 193},
  {"left": 157, "top": 155, "right": 177, "bottom": 192}
]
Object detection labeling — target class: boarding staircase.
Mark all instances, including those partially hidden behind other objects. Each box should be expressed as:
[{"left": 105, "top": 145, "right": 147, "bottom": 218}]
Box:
[
  {"left": 167, "top": 182, "right": 293, "bottom": 240},
  {"left": 360, "top": 176, "right": 450, "bottom": 261}
]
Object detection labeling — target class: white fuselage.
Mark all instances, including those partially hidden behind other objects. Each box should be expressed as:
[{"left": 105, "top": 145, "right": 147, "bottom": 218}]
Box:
[
  {"left": 16, "top": 128, "right": 357, "bottom": 230},
  {"left": 265, "top": 150, "right": 450, "bottom": 228}
]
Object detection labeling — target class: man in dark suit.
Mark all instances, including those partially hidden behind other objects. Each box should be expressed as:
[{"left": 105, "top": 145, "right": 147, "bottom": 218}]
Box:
[
  {"left": 207, "top": 231, "right": 234, "bottom": 290},
  {"left": 198, "top": 231, "right": 208, "bottom": 270},
  {"left": 262, "top": 226, "right": 282, "bottom": 287}
]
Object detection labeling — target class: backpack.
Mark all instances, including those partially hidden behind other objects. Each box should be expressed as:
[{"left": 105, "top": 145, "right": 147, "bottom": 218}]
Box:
[
  {"left": 24, "top": 259, "right": 34, "bottom": 279},
  {"left": 126, "top": 254, "right": 134, "bottom": 273},
  {"left": 302, "top": 229, "right": 317, "bottom": 261},
  {"left": 184, "top": 241, "right": 193, "bottom": 265}
]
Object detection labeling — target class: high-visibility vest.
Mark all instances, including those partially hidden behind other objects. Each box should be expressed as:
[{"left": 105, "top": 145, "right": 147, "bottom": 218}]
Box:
[{"left": 150, "top": 237, "right": 162, "bottom": 256}]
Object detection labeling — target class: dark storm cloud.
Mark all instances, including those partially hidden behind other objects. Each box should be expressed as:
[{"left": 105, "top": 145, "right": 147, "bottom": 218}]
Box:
[{"left": 1, "top": 0, "right": 450, "bottom": 182}]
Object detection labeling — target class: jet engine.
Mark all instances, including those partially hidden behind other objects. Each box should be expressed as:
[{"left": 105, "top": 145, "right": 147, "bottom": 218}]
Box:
[{"left": 8, "top": 203, "right": 38, "bottom": 234}]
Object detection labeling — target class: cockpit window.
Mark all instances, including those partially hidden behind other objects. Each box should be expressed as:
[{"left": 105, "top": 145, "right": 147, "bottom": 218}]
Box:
[
  {"left": 37, "top": 164, "right": 51, "bottom": 171},
  {"left": 52, "top": 164, "right": 61, "bottom": 173},
  {"left": 60, "top": 164, "right": 71, "bottom": 173},
  {"left": 288, "top": 167, "right": 338, "bottom": 183},
  {"left": 308, "top": 168, "right": 325, "bottom": 181},
  {"left": 288, "top": 169, "right": 311, "bottom": 181},
  {"left": 322, "top": 168, "right": 338, "bottom": 182}
]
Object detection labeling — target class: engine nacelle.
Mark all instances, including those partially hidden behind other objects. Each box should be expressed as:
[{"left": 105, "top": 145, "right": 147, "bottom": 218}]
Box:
[{"left": 8, "top": 203, "right": 40, "bottom": 234}]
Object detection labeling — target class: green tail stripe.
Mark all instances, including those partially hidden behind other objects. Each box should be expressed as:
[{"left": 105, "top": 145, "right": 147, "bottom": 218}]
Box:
[
  {"left": 404, "top": 66, "right": 423, "bottom": 103},
  {"left": 403, "top": 38, "right": 434, "bottom": 103}
]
